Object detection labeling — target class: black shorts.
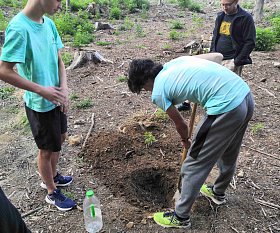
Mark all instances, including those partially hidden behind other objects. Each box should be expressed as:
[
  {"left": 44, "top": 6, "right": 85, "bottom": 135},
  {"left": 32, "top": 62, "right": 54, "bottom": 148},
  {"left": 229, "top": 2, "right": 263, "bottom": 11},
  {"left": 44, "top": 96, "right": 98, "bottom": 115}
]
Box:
[{"left": 25, "top": 105, "right": 67, "bottom": 152}]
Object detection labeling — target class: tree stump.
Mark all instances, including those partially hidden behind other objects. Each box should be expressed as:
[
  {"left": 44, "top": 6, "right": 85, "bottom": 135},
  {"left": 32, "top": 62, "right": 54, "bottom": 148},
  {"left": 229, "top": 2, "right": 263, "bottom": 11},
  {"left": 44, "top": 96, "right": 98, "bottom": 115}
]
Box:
[{"left": 66, "top": 51, "right": 112, "bottom": 70}]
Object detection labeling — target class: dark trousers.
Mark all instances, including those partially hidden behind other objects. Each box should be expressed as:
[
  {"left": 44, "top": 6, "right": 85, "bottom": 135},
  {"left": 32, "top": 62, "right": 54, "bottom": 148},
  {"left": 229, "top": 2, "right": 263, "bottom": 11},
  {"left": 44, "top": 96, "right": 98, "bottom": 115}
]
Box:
[{"left": 0, "top": 187, "right": 31, "bottom": 233}]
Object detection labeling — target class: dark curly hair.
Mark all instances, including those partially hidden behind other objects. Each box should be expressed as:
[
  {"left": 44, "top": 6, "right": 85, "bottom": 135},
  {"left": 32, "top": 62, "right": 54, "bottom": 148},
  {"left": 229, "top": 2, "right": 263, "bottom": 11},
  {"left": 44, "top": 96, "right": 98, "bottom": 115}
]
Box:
[{"left": 128, "top": 59, "right": 163, "bottom": 94}]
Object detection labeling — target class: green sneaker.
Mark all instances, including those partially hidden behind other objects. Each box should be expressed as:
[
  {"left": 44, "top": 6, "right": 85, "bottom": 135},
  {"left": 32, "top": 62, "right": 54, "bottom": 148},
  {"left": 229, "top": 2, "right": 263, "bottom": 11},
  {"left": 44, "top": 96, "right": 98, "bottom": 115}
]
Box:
[
  {"left": 200, "top": 184, "right": 226, "bottom": 205},
  {"left": 153, "top": 211, "right": 191, "bottom": 228}
]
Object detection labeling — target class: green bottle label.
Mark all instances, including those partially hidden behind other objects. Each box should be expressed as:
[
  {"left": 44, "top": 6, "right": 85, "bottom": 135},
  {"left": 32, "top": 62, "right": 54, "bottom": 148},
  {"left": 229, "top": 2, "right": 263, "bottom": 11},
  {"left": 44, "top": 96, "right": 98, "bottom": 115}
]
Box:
[{"left": 90, "top": 204, "right": 96, "bottom": 218}]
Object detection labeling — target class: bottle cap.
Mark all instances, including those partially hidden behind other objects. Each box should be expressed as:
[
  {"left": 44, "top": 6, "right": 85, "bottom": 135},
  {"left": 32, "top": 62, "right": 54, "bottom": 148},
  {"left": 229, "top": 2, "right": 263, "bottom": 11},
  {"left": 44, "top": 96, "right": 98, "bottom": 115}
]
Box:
[{"left": 86, "top": 190, "right": 94, "bottom": 197}]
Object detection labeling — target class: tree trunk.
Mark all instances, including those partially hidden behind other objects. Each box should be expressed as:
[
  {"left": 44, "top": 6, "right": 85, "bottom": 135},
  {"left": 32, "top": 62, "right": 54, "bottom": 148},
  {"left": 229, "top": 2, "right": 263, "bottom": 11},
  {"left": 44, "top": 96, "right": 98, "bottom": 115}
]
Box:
[
  {"left": 253, "top": 0, "right": 265, "bottom": 22},
  {"left": 66, "top": 0, "right": 70, "bottom": 11},
  {"left": 158, "top": 0, "right": 163, "bottom": 6}
]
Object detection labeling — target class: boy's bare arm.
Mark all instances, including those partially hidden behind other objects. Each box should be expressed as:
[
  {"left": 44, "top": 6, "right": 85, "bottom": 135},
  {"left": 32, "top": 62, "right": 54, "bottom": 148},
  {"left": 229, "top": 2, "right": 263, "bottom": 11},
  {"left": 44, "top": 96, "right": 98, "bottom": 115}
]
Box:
[
  {"left": 194, "top": 52, "right": 223, "bottom": 64},
  {"left": 0, "top": 60, "right": 66, "bottom": 105},
  {"left": 57, "top": 51, "right": 69, "bottom": 113}
]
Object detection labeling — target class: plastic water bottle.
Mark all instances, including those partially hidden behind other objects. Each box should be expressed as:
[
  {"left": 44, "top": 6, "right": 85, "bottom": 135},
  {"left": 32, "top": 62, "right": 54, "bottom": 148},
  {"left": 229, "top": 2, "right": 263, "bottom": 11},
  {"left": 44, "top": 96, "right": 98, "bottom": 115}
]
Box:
[{"left": 83, "top": 190, "right": 103, "bottom": 233}]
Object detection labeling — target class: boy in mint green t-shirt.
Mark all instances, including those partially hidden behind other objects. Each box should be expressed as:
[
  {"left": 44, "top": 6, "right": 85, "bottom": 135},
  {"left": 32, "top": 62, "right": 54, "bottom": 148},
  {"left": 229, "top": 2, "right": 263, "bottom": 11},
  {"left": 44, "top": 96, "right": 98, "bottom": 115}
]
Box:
[{"left": 0, "top": 0, "right": 76, "bottom": 211}]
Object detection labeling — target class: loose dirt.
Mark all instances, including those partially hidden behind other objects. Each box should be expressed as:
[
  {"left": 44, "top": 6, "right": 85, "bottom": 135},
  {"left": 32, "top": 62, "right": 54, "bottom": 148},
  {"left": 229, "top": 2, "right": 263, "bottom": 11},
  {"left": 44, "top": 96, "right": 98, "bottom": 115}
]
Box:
[{"left": 0, "top": 2, "right": 279, "bottom": 233}]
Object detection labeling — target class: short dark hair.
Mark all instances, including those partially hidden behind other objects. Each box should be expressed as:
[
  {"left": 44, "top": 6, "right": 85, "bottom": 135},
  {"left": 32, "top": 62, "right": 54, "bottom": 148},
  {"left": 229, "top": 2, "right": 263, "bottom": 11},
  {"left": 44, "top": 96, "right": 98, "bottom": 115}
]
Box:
[{"left": 128, "top": 59, "right": 163, "bottom": 94}]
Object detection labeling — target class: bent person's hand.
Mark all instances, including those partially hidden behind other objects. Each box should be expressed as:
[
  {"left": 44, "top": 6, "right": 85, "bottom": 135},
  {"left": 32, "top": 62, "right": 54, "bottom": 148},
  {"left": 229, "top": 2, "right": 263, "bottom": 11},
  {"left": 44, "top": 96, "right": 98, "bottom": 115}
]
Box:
[{"left": 181, "top": 138, "right": 192, "bottom": 149}]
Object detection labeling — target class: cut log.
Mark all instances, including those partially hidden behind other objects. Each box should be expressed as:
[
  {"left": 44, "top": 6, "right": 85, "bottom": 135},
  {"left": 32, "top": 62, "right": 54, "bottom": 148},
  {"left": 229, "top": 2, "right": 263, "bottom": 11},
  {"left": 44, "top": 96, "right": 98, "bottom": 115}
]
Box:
[{"left": 95, "top": 22, "right": 114, "bottom": 31}]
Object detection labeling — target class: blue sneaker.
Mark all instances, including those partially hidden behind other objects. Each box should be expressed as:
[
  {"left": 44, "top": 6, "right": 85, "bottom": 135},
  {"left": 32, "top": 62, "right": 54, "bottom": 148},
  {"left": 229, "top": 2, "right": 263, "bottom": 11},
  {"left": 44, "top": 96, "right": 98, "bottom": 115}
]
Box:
[
  {"left": 41, "top": 172, "right": 73, "bottom": 189},
  {"left": 45, "top": 189, "right": 76, "bottom": 211}
]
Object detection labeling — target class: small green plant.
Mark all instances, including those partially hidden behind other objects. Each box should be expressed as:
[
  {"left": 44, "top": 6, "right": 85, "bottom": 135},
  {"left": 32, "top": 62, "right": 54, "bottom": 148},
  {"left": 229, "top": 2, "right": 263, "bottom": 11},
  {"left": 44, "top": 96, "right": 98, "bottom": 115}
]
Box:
[
  {"left": 170, "top": 20, "right": 184, "bottom": 29},
  {"left": 0, "top": 10, "right": 8, "bottom": 30},
  {"left": 124, "top": 16, "right": 134, "bottom": 30},
  {"left": 113, "top": 29, "right": 120, "bottom": 36},
  {"left": 167, "top": 0, "right": 177, "bottom": 4},
  {"left": 61, "top": 51, "right": 73, "bottom": 66},
  {"left": 73, "top": 29, "right": 94, "bottom": 47},
  {"left": 271, "top": 16, "right": 280, "bottom": 43},
  {"left": 136, "top": 44, "right": 147, "bottom": 49},
  {"left": 192, "top": 13, "right": 204, "bottom": 28},
  {"left": 96, "top": 41, "right": 111, "bottom": 46},
  {"left": 62, "top": 191, "right": 75, "bottom": 200},
  {"left": 169, "top": 30, "right": 180, "bottom": 40},
  {"left": 117, "top": 76, "right": 128, "bottom": 82},
  {"left": 255, "top": 27, "right": 276, "bottom": 51},
  {"left": 188, "top": 1, "right": 202, "bottom": 13},
  {"left": 70, "top": 93, "right": 79, "bottom": 101},
  {"left": 178, "top": 0, "right": 191, "bottom": 9},
  {"left": 0, "top": 87, "right": 15, "bottom": 100},
  {"left": 154, "top": 108, "right": 168, "bottom": 121},
  {"left": 162, "top": 44, "right": 171, "bottom": 50},
  {"left": 54, "top": 12, "right": 78, "bottom": 36},
  {"left": 241, "top": 1, "right": 254, "bottom": 9},
  {"left": 75, "top": 99, "right": 93, "bottom": 109},
  {"left": 13, "top": 114, "right": 29, "bottom": 131},
  {"left": 141, "top": 4, "right": 149, "bottom": 19},
  {"left": 251, "top": 123, "right": 264, "bottom": 134},
  {"left": 70, "top": 0, "right": 93, "bottom": 11},
  {"left": 135, "top": 24, "right": 145, "bottom": 37},
  {"left": 110, "top": 7, "right": 122, "bottom": 20},
  {"left": 144, "top": 132, "right": 156, "bottom": 146}
]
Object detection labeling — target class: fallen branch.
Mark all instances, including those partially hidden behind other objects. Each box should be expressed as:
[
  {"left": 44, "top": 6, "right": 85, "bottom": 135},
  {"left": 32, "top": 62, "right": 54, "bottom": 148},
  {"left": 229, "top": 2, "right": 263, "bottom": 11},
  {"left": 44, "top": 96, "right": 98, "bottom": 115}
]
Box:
[
  {"left": 8, "top": 190, "right": 16, "bottom": 199},
  {"left": 230, "top": 226, "right": 239, "bottom": 233},
  {"left": 21, "top": 206, "right": 43, "bottom": 218},
  {"left": 260, "top": 206, "right": 267, "bottom": 217},
  {"left": 159, "top": 148, "right": 165, "bottom": 157},
  {"left": 104, "top": 83, "right": 122, "bottom": 89},
  {"left": 230, "top": 176, "right": 237, "bottom": 190},
  {"left": 82, "top": 113, "right": 95, "bottom": 150},
  {"left": 252, "top": 83, "right": 278, "bottom": 99},
  {"left": 254, "top": 198, "right": 280, "bottom": 210},
  {"left": 242, "top": 145, "right": 279, "bottom": 160}
]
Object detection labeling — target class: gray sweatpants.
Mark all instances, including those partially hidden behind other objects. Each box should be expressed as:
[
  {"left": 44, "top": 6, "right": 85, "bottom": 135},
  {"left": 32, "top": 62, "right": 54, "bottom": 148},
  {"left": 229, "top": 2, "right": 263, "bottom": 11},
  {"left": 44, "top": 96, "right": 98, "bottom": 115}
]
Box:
[{"left": 175, "top": 92, "right": 254, "bottom": 218}]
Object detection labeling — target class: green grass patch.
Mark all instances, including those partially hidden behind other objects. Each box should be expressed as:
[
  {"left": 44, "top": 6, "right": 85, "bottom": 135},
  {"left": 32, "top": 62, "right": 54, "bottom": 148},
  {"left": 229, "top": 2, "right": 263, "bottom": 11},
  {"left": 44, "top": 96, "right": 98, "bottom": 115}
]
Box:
[
  {"left": 169, "top": 30, "right": 180, "bottom": 40},
  {"left": 96, "top": 41, "right": 111, "bottom": 46},
  {"left": 75, "top": 98, "right": 93, "bottom": 109},
  {"left": 251, "top": 123, "right": 264, "bottom": 134},
  {"left": 117, "top": 76, "right": 128, "bottom": 82},
  {"left": 0, "top": 87, "right": 16, "bottom": 100},
  {"left": 170, "top": 20, "right": 184, "bottom": 29},
  {"left": 70, "top": 93, "right": 79, "bottom": 101}
]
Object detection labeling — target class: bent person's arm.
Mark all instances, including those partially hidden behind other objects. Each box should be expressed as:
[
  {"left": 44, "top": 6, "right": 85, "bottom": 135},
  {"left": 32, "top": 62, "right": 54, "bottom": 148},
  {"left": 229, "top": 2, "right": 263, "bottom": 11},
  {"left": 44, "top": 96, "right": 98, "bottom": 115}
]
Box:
[
  {"left": 166, "top": 105, "right": 191, "bottom": 148},
  {"left": 194, "top": 52, "right": 223, "bottom": 64}
]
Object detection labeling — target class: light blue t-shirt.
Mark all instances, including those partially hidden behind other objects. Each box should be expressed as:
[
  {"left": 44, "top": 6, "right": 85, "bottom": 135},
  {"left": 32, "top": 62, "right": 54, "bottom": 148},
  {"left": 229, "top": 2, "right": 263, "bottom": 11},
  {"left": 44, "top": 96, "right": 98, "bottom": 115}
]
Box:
[
  {"left": 152, "top": 56, "right": 250, "bottom": 115},
  {"left": 0, "top": 12, "right": 63, "bottom": 112}
]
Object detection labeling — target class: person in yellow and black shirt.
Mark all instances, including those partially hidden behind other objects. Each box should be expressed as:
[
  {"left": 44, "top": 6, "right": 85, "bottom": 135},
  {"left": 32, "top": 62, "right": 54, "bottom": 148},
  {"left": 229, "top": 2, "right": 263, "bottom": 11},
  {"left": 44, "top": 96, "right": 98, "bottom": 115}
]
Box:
[{"left": 210, "top": 0, "right": 256, "bottom": 76}]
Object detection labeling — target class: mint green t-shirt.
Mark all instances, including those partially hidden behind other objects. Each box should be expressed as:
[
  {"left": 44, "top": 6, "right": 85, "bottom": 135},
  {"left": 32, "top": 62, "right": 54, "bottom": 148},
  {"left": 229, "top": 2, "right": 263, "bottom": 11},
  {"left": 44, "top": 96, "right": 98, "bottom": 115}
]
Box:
[
  {"left": 0, "top": 12, "right": 63, "bottom": 112},
  {"left": 152, "top": 56, "right": 250, "bottom": 115}
]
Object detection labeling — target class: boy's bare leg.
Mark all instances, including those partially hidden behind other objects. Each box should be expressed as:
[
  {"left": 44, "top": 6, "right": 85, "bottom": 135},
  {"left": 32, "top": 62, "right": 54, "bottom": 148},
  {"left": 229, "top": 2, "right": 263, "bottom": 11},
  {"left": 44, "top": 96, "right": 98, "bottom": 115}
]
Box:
[
  {"left": 51, "top": 152, "right": 59, "bottom": 178},
  {"left": 38, "top": 149, "right": 56, "bottom": 194}
]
